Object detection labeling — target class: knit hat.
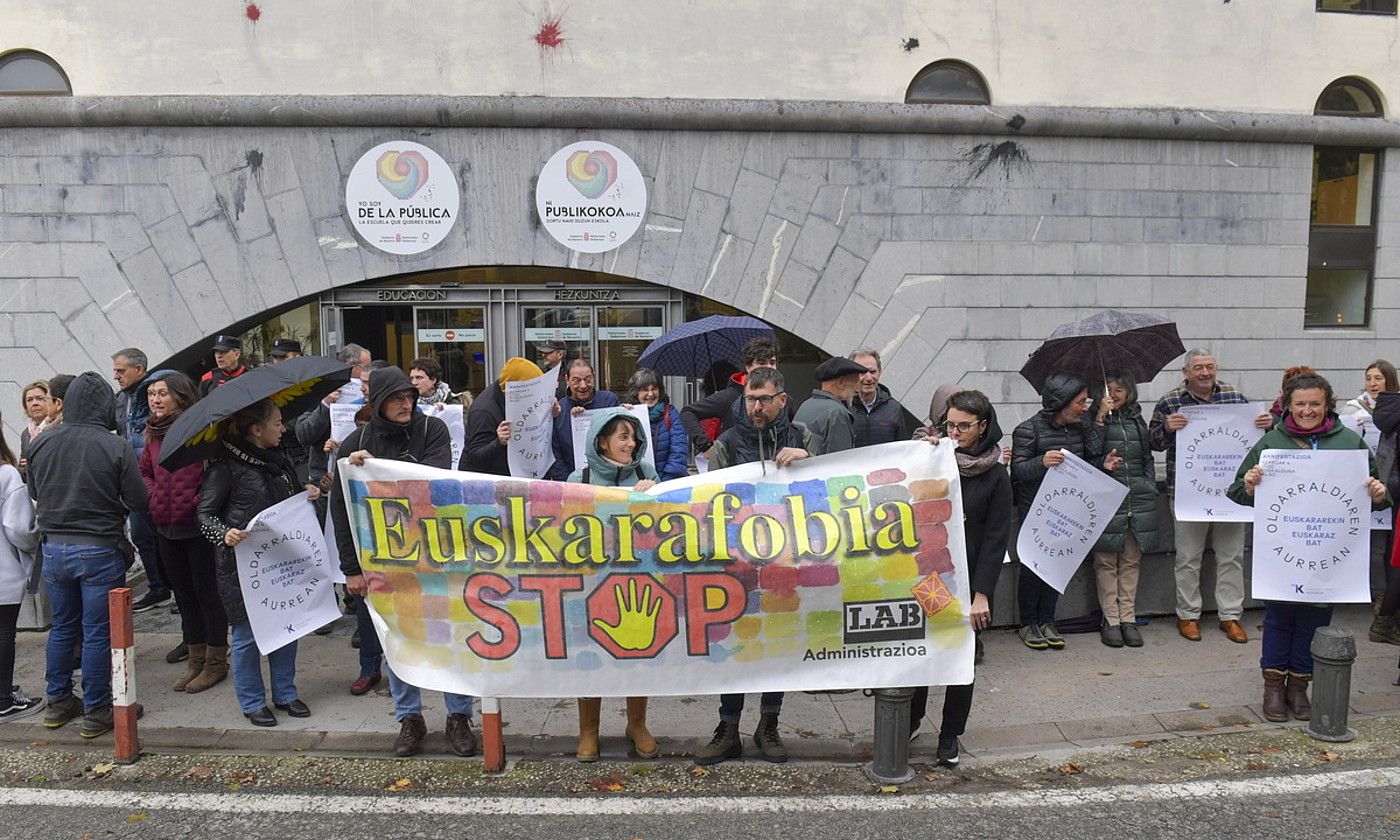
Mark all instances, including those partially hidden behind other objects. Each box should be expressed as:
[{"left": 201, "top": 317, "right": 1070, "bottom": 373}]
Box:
[{"left": 498, "top": 357, "right": 544, "bottom": 390}]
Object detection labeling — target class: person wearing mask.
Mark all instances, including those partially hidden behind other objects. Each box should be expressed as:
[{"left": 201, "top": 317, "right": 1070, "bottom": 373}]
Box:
[
  {"left": 17, "top": 380, "right": 49, "bottom": 477},
  {"left": 625, "top": 368, "right": 689, "bottom": 482},
  {"left": 911, "top": 389, "right": 1010, "bottom": 766},
  {"left": 547, "top": 360, "right": 621, "bottom": 481},
  {"left": 567, "top": 408, "right": 661, "bottom": 761},
  {"left": 199, "top": 335, "right": 248, "bottom": 397},
  {"left": 1010, "top": 373, "right": 1121, "bottom": 651},
  {"left": 1090, "top": 375, "right": 1160, "bottom": 649},
  {"left": 0, "top": 419, "right": 41, "bottom": 720},
  {"left": 694, "top": 367, "right": 821, "bottom": 766},
  {"left": 1229, "top": 372, "right": 1389, "bottom": 722},
  {"left": 680, "top": 337, "right": 782, "bottom": 455},
  {"left": 461, "top": 358, "right": 544, "bottom": 475},
  {"left": 849, "top": 349, "right": 908, "bottom": 447},
  {"left": 332, "top": 368, "right": 477, "bottom": 758},
  {"left": 409, "top": 357, "right": 454, "bottom": 408},
  {"left": 28, "top": 372, "right": 148, "bottom": 738},
  {"left": 140, "top": 371, "right": 229, "bottom": 694},
  {"left": 794, "top": 357, "right": 869, "bottom": 454},
  {"left": 197, "top": 400, "right": 313, "bottom": 727}
]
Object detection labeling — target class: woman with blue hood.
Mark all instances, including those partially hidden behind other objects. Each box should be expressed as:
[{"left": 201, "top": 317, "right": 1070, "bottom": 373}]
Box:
[{"left": 567, "top": 407, "right": 659, "bottom": 761}]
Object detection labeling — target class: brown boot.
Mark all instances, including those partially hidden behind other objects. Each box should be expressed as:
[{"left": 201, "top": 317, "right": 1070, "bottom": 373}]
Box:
[
  {"left": 184, "top": 645, "right": 228, "bottom": 694},
  {"left": 1286, "top": 672, "right": 1312, "bottom": 721},
  {"left": 1261, "top": 668, "right": 1288, "bottom": 722},
  {"left": 576, "top": 698, "right": 602, "bottom": 762},
  {"left": 625, "top": 696, "right": 659, "bottom": 758},
  {"left": 394, "top": 713, "right": 427, "bottom": 757},
  {"left": 173, "top": 643, "right": 206, "bottom": 692}
]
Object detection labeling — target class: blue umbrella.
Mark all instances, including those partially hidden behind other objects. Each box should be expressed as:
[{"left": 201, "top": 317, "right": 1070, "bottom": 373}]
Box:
[{"left": 636, "top": 315, "right": 776, "bottom": 376}]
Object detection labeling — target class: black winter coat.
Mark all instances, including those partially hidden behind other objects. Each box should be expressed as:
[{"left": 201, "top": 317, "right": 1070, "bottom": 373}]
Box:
[
  {"left": 197, "top": 440, "right": 301, "bottom": 625},
  {"left": 852, "top": 385, "right": 909, "bottom": 447},
  {"left": 460, "top": 385, "right": 509, "bottom": 475},
  {"left": 956, "top": 412, "right": 1014, "bottom": 600},
  {"left": 1010, "top": 415, "right": 1105, "bottom": 518}
]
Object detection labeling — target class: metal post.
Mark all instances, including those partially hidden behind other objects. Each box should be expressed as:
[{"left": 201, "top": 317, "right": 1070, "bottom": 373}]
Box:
[
  {"left": 481, "top": 697, "right": 505, "bottom": 773},
  {"left": 109, "top": 587, "right": 140, "bottom": 764},
  {"left": 864, "top": 687, "right": 915, "bottom": 785},
  {"left": 1306, "top": 626, "right": 1356, "bottom": 743}
]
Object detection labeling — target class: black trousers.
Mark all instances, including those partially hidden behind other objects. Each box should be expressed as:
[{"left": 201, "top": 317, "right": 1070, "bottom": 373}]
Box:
[{"left": 156, "top": 533, "right": 228, "bottom": 647}]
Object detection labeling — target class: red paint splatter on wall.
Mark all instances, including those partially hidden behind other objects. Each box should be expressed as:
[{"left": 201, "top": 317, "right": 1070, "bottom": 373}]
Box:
[
  {"left": 534, "top": 17, "right": 564, "bottom": 48},
  {"left": 245, "top": 3, "right": 262, "bottom": 22}
]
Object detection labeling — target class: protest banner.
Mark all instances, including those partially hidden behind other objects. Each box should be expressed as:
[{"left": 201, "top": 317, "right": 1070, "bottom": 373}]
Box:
[
  {"left": 1340, "top": 414, "right": 1381, "bottom": 455},
  {"left": 234, "top": 492, "right": 342, "bottom": 652},
  {"left": 570, "top": 405, "right": 655, "bottom": 472},
  {"left": 338, "top": 441, "right": 972, "bottom": 698},
  {"left": 1252, "top": 449, "right": 1374, "bottom": 603},
  {"left": 424, "top": 403, "right": 465, "bottom": 467},
  {"left": 1015, "top": 449, "right": 1128, "bottom": 593},
  {"left": 1174, "top": 403, "right": 1267, "bottom": 522},
  {"left": 505, "top": 370, "right": 558, "bottom": 479}
]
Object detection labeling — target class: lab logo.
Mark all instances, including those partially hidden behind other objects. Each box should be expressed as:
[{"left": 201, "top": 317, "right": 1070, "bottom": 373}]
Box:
[{"left": 843, "top": 598, "right": 926, "bottom": 644}]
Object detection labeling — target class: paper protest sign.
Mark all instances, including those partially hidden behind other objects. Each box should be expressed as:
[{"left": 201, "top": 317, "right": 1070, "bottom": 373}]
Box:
[
  {"left": 505, "top": 371, "right": 558, "bottom": 479},
  {"left": 1016, "top": 449, "right": 1128, "bottom": 593},
  {"left": 235, "top": 492, "right": 342, "bottom": 652},
  {"left": 1174, "top": 403, "right": 1266, "bottom": 521}
]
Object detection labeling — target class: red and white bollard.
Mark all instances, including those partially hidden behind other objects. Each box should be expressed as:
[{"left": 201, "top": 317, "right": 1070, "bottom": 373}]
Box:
[
  {"left": 481, "top": 697, "right": 504, "bottom": 773},
  {"left": 108, "top": 587, "right": 140, "bottom": 764}
]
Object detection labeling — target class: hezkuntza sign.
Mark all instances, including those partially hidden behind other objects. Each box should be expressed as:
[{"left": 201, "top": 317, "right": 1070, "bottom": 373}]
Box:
[
  {"left": 345, "top": 141, "right": 460, "bottom": 256},
  {"left": 536, "top": 141, "right": 647, "bottom": 254}
]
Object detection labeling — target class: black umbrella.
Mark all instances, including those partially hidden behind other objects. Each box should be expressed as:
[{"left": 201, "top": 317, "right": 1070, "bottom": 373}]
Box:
[
  {"left": 636, "top": 315, "right": 775, "bottom": 376},
  {"left": 158, "top": 356, "right": 351, "bottom": 470},
  {"left": 1020, "top": 311, "right": 1185, "bottom": 394}
]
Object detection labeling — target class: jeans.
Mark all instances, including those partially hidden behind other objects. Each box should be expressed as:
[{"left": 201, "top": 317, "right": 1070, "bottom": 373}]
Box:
[
  {"left": 129, "top": 511, "right": 168, "bottom": 598},
  {"left": 386, "top": 662, "right": 473, "bottom": 720},
  {"left": 719, "top": 692, "right": 783, "bottom": 720},
  {"left": 156, "top": 533, "right": 227, "bottom": 647},
  {"left": 353, "top": 596, "right": 384, "bottom": 678},
  {"left": 1260, "top": 602, "right": 1334, "bottom": 674},
  {"left": 1171, "top": 515, "right": 1247, "bottom": 621},
  {"left": 1017, "top": 563, "right": 1059, "bottom": 625},
  {"left": 42, "top": 542, "right": 125, "bottom": 709},
  {"left": 910, "top": 682, "right": 975, "bottom": 738},
  {"left": 229, "top": 620, "right": 298, "bottom": 714}
]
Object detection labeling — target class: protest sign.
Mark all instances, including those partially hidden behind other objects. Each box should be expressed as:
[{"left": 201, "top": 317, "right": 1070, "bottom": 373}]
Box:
[
  {"left": 235, "top": 492, "right": 342, "bottom": 653},
  {"left": 1174, "top": 403, "right": 1267, "bottom": 521},
  {"left": 505, "top": 371, "right": 558, "bottom": 479},
  {"left": 329, "top": 403, "right": 359, "bottom": 446},
  {"left": 339, "top": 441, "right": 972, "bottom": 698},
  {"left": 1015, "top": 449, "right": 1128, "bottom": 593},
  {"left": 1340, "top": 414, "right": 1381, "bottom": 454},
  {"left": 1252, "top": 449, "right": 1373, "bottom": 603},
  {"left": 570, "top": 405, "right": 655, "bottom": 472},
  {"left": 424, "top": 403, "right": 465, "bottom": 468}
]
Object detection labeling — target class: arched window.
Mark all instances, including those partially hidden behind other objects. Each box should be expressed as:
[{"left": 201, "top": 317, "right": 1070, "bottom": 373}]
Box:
[
  {"left": 904, "top": 60, "right": 989, "bottom": 105},
  {"left": 0, "top": 50, "right": 71, "bottom": 95},
  {"left": 1305, "top": 77, "right": 1385, "bottom": 327}
]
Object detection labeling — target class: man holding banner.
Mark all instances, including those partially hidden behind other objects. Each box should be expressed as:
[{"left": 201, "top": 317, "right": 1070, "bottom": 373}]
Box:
[
  {"left": 1227, "top": 372, "right": 1389, "bottom": 723},
  {"left": 330, "top": 367, "right": 479, "bottom": 758},
  {"left": 546, "top": 360, "right": 620, "bottom": 480},
  {"left": 1149, "top": 349, "right": 1272, "bottom": 644}
]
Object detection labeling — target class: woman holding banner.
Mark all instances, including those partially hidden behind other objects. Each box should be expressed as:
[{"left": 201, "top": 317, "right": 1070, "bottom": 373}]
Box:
[
  {"left": 911, "top": 389, "right": 1011, "bottom": 766},
  {"left": 1229, "top": 373, "right": 1389, "bottom": 723},
  {"left": 567, "top": 407, "right": 660, "bottom": 761},
  {"left": 625, "top": 368, "right": 690, "bottom": 482},
  {"left": 1090, "top": 375, "right": 1159, "bottom": 649},
  {"left": 197, "top": 400, "right": 313, "bottom": 727}
]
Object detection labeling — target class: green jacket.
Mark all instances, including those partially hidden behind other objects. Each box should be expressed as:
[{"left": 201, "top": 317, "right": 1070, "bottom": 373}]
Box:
[
  {"left": 793, "top": 389, "right": 854, "bottom": 453},
  {"left": 1094, "top": 404, "right": 1160, "bottom": 553},
  {"left": 1226, "top": 417, "right": 1390, "bottom": 510}
]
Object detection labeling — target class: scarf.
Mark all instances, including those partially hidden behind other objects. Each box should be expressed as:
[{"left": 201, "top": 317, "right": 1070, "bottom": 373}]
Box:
[
  {"left": 1283, "top": 413, "right": 1336, "bottom": 441},
  {"left": 648, "top": 402, "right": 666, "bottom": 423},
  {"left": 955, "top": 443, "right": 1002, "bottom": 477},
  {"left": 144, "top": 409, "right": 180, "bottom": 440}
]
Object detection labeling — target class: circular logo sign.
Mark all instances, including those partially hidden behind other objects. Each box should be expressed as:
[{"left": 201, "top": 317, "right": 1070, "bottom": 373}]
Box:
[
  {"left": 345, "top": 141, "right": 460, "bottom": 256},
  {"left": 535, "top": 141, "right": 647, "bottom": 254}
]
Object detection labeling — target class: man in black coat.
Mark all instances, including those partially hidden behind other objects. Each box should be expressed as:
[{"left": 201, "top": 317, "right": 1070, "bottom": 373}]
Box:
[
  {"left": 460, "top": 358, "right": 544, "bottom": 476},
  {"left": 849, "top": 348, "right": 909, "bottom": 447},
  {"left": 329, "top": 367, "right": 476, "bottom": 759},
  {"left": 680, "top": 336, "right": 783, "bottom": 455}
]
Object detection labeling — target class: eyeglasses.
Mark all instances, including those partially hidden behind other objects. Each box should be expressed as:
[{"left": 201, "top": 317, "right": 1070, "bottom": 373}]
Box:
[
  {"left": 943, "top": 420, "right": 983, "bottom": 433},
  {"left": 743, "top": 393, "right": 784, "bottom": 406}
]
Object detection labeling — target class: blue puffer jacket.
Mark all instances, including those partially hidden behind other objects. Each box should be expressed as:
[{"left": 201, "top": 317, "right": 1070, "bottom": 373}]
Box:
[{"left": 649, "top": 403, "right": 690, "bottom": 481}]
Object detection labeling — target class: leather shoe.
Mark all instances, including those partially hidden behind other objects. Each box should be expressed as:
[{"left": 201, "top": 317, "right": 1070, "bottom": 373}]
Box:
[
  {"left": 274, "top": 699, "right": 312, "bottom": 718},
  {"left": 350, "top": 673, "right": 381, "bottom": 696},
  {"left": 1220, "top": 620, "right": 1248, "bottom": 644},
  {"left": 1177, "top": 619, "right": 1201, "bottom": 641},
  {"left": 245, "top": 706, "right": 277, "bottom": 727}
]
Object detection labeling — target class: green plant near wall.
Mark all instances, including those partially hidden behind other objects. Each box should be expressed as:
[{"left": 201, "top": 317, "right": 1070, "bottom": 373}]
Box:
[{"left": 239, "top": 323, "right": 320, "bottom": 367}]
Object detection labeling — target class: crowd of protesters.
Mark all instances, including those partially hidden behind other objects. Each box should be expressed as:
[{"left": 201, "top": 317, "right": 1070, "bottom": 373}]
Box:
[{"left": 2, "top": 328, "right": 1398, "bottom": 774}]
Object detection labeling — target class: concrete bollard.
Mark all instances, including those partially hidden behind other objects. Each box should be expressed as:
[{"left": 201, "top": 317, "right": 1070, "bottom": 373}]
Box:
[
  {"left": 1306, "top": 626, "right": 1356, "bottom": 744},
  {"left": 863, "top": 687, "right": 916, "bottom": 785}
]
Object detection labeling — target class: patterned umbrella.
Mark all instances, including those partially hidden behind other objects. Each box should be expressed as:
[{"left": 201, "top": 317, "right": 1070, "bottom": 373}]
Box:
[
  {"left": 1020, "top": 310, "right": 1185, "bottom": 394},
  {"left": 636, "top": 315, "right": 775, "bottom": 376}
]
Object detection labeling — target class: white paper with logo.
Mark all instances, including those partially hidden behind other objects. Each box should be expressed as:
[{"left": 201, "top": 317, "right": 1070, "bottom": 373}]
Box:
[
  {"left": 505, "top": 371, "right": 559, "bottom": 479},
  {"left": 235, "top": 492, "right": 342, "bottom": 653},
  {"left": 1016, "top": 449, "right": 1129, "bottom": 593},
  {"left": 424, "top": 403, "right": 465, "bottom": 468},
  {"left": 570, "top": 405, "right": 655, "bottom": 472},
  {"left": 1174, "top": 403, "right": 1267, "bottom": 522}
]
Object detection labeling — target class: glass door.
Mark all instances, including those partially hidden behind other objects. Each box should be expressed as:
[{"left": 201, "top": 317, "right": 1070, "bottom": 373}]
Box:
[
  {"left": 595, "top": 306, "right": 665, "bottom": 396},
  {"left": 522, "top": 305, "right": 593, "bottom": 374},
  {"left": 414, "top": 307, "right": 488, "bottom": 397}
]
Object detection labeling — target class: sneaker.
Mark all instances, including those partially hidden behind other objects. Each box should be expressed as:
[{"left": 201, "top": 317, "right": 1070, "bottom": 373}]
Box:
[
  {"left": 42, "top": 694, "right": 82, "bottom": 729},
  {"left": 394, "top": 713, "right": 427, "bottom": 757},
  {"left": 0, "top": 688, "right": 43, "bottom": 721},
  {"left": 131, "top": 591, "right": 171, "bottom": 613},
  {"left": 165, "top": 642, "right": 189, "bottom": 664},
  {"left": 1120, "top": 622, "right": 1144, "bottom": 647},
  {"left": 1040, "top": 622, "right": 1066, "bottom": 649},
  {"left": 936, "top": 733, "right": 960, "bottom": 767},
  {"left": 693, "top": 719, "right": 742, "bottom": 766},
  {"left": 752, "top": 712, "right": 788, "bottom": 763},
  {"left": 1019, "top": 624, "right": 1048, "bottom": 651},
  {"left": 79, "top": 704, "right": 114, "bottom": 739}
]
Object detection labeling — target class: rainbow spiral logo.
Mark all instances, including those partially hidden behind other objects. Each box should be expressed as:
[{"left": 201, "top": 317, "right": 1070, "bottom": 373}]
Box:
[
  {"left": 565, "top": 150, "right": 618, "bottom": 199},
  {"left": 376, "top": 150, "right": 430, "bottom": 200}
]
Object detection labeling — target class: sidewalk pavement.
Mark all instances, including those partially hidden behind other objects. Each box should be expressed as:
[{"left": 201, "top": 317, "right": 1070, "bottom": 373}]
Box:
[{"left": 4, "top": 597, "right": 1399, "bottom": 764}]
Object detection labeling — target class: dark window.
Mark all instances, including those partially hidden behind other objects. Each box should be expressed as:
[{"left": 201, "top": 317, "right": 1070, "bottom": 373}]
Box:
[
  {"left": 905, "top": 60, "right": 990, "bottom": 105},
  {"left": 1306, "top": 80, "right": 1384, "bottom": 327},
  {"left": 0, "top": 50, "right": 70, "bottom": 94},
  {"left": 1317, "top": 0, "right": 1397, "bottom": 14}
]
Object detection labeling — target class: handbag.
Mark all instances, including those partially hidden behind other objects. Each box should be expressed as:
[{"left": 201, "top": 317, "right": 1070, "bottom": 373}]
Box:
[{"left": 16, "top": 549, "right": 49, "bottom": 631}]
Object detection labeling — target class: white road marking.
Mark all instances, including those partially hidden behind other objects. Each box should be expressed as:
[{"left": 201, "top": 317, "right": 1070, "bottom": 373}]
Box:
[{"left": 3, "top": 767, "right": 1397, "bottom": 816}]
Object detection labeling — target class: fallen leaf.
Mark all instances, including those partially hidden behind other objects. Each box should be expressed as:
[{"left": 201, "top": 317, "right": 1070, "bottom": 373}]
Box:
[
  {"left": 77, "top": 833, "right": 94, "bottom": 840},
  {"left": 1058, "top": 763, "right": 1083, "bottom": 775},
  {"left": 1128, "top": 740, "right": 1152, "bottom": 749},
  {"left": 1097, "top": 672, "right": 1114, "bottom": 677},
  {"left": 320, "top": 775, "right": 336, "bottom": 785},
  {"left": 690, "top": 767, "right": 711, "bottom": 778},
  {"left": 1262, "top": 746, "right": 1280, "bottom": 753},
  {"left": 28, "top": 740, "right": 47, "bottom": 748},
  {"left": 89, "top": 762, "right": 115, "bottom": 775},
  {"left": 586, "top": 774, "right": 626, "bottom": 792},
  {"left": 182, "top": 765, "right": 214, "bottom": 781},
  {"left": 1384, "top": 812, "right": 1400, "bottom": 823},
  {"left": 386, "top": 778, "right": 413, "bottom": 792},
  {"left": 126, "top": 813, "right": 149, "bottom": 824},
  {"left": 878, "top": 785, "right": 900, "bottom": 794},
  {"left": 628, "top": 764, "right": 653, "bottom": 776},
  {"left": 1316, "top": 751, "right": 1341, "bottom": 762},
  {"left": 919, "top": 772, "right": 939, "bottom": 781},
  {"left": 1189, "top": 702, "right": 1211, "bottom": 710},
  {"left": 230, "top": 769, "right": 257, "bottom": 784},
  {"left": 1246, "top": 762, "right": 1269, "bottom": 772}
]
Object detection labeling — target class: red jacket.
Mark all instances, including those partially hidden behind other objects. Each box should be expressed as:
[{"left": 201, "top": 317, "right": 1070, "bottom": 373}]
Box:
[{"left": 139, "top": 434, "right": 205, "bottom": 530}]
